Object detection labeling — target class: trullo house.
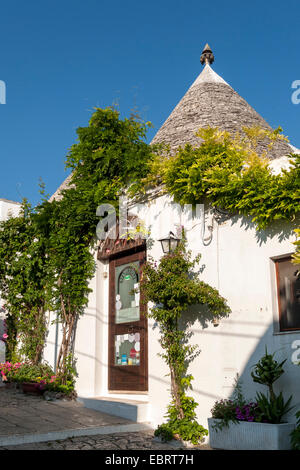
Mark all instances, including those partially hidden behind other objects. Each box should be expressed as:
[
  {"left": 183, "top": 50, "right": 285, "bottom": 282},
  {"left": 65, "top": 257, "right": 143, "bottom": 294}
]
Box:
[{"left": 44, "top": 44, "right": 300, "bottom": 427}]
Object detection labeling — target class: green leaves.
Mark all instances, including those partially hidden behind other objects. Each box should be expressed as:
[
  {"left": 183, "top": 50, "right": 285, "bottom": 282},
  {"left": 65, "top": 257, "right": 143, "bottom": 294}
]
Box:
[
  {"left": 251, "top": 349, "right": 293, "bottom": 424},
  {"left": 251, "top": 349, "right": 287, "bottom": 389},
  {"left": 291, "top": 410, "right": 300, "bottom": 450},
  {"left": 0, "top": 200, "right": 50, "bottom": 362},
  {"left": 0, "top": 107, "right": 154, "bottom": 373},
  {"left": 161, "top": 127, "right": 300, "bottom": 230},
  {"left": 142, "top": 238, "right": 230, "bottom": 443},
  {"left": 293, "top": 229, "right": 300, "bottom": 266},
  {"left": 255, "top": 391, "right": 293, "bottom": 424},
  {"left": 155, "top": 406, "right": 209, "bottom": 444}
]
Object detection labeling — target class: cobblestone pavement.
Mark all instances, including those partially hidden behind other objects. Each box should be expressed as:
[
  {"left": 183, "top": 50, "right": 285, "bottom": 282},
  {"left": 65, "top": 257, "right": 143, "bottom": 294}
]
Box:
[{"left": 0, "top": 431, "right": 211, "bottom": 450}]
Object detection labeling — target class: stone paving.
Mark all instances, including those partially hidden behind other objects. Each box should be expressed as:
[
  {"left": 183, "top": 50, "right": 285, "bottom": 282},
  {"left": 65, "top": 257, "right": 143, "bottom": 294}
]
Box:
[
  {"left": 0, "top": 385, "right": 211, "bottom": 450},
  {"left": 0, "top": 386, "right": 131, "bottom": 438}
]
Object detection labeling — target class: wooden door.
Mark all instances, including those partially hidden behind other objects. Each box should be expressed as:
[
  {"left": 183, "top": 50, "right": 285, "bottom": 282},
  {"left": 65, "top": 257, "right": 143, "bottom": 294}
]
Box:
[{"left": 108, "top": 250, "right": 148, "bottom": 391}]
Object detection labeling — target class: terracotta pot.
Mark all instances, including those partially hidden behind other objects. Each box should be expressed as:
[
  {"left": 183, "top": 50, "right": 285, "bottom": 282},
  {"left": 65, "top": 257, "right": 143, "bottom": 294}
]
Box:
[{"left": 22, "top": 382, "right": 45, "bottom": 396}]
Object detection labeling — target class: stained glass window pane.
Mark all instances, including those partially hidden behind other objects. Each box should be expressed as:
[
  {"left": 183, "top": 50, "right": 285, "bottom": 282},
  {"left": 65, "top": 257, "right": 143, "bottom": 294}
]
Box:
[
  {"left": 115, "top": 262, "right": 140, "bottom": 324},
  {"left": 115, "top": 332, "right": 141, "bottom": 366}
]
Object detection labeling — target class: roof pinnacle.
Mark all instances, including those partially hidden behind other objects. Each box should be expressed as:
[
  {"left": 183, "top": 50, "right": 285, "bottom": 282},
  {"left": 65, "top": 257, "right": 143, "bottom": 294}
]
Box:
[{"left": 200, "top": 43, "right": 214, "bottom": 65}]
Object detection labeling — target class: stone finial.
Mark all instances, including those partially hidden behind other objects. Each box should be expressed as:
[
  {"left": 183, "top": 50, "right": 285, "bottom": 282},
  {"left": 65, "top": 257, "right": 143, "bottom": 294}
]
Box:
[{"left": 200, "top": 43, "right": 214, "bottom": 65}]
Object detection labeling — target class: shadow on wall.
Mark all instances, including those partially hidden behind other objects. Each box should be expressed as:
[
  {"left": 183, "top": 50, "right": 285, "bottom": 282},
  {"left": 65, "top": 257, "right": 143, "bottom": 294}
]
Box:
[
  {"left": 179, "top": 303, "right": 300, "bottom": 422},
  {"left": 226, "top": 324, "right": 300, "bottom": 422},
  {"left": 227, "top": 213, "right": 300, "bottom": 246}
]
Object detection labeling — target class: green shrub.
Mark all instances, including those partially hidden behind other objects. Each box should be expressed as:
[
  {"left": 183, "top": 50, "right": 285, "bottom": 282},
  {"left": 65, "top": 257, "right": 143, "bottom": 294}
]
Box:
[
  {"left": 255, "top": 391, "right": 293, "bottom": 424},
  {"left": 12, "top": 362, "right": 54, "bottom": 384},
  {"left": 0, "top": 359, "right": 77, "bottom": 397},
  {"left": 142, "top": 239, "right": 229, "bottom": 444},
  {"left": 211, "top": 399, "right": 238, "bottom": 430},
  {"left": 211, "top": 352, "right": 294, "bottom": 430},
  {"left": 46, "top": 355, "right": 77, "bottom": 396},
  {"left": 251, "top": 349, "right": 293, "bottom": 424}
]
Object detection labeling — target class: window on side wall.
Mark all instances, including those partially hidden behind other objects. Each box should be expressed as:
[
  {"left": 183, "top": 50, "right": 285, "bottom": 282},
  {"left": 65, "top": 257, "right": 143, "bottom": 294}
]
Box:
[{"left": 274, "top": 255, "right": 300, "bottom": 332}]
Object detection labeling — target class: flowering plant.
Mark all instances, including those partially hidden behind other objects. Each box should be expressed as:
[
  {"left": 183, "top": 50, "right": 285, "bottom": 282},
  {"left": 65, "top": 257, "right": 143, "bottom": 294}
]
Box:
[
  {"left": 211, "top": 398, "right": 261, "bottom": 430},
  {"left": 211, "top": 350, "right": 293, "bottom": 431},
  {"left": 235, "top": 403, "right": 259, "bottom": 422},
  {"left": 0, "top": 359, "right": 76, "bottom": 397},
  {"left": 0, "top": 361, "right": 24, "bottom": 382},
  {"left": 211, "top": 375, "right": 261, "bottom": 430},
  {"left": 0, "top": 361, "right": 53, "bottom": 385}
]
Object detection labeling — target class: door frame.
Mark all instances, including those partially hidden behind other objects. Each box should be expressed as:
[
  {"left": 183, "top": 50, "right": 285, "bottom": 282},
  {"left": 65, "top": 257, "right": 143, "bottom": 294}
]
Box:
[{"left": 108, "top": 248, "right": 148, "bottom": 392}]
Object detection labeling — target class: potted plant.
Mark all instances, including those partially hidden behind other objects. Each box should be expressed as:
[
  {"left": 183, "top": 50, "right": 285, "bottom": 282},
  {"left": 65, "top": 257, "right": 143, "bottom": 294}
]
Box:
[
  {"left": 1, "top": 361, "right": 54, "bottom": 395},
  {"left": 19, "top": 363, "right": 55, "bottom": 395},
  {"left": 208, "top": 350, "right": 295, "bottom": 450},
  {"left": 1, "top": 357, "right": 77, "bottom": 399}
]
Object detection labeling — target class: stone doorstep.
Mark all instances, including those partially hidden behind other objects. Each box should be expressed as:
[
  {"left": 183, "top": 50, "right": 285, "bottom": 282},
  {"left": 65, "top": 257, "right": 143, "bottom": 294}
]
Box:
[
  {"left": 0, "top": 422, "right": 152, "bottom": 448},
  {"left": 77, "top": 396, "right": 150, "bottom": 423}
]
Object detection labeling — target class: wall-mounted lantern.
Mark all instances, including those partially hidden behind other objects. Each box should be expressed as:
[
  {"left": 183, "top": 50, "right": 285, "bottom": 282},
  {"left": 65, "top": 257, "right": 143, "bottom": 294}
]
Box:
[{"left": 158, "top": 231, "right": 181, "bottom": 255}]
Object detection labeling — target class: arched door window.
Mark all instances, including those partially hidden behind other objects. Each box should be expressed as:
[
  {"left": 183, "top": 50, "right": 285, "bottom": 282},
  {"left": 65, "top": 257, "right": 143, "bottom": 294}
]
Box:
[{"left": 115, "top": 261, "right": 140, "bottom": 323}]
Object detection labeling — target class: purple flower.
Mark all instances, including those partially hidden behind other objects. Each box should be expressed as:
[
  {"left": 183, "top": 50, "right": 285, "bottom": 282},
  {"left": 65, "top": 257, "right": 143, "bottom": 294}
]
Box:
[{"left": 235, "top": 402, "right": 258, "bottom": 422}]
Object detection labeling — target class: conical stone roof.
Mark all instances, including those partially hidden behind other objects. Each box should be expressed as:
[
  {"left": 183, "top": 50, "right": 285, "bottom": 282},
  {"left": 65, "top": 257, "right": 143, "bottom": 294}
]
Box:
[
  {"left": 50, "top": 48, "right": 298, "bottom": 202},
  {"left": 151, "top": 62, "right": 294, "bottom": 159}
]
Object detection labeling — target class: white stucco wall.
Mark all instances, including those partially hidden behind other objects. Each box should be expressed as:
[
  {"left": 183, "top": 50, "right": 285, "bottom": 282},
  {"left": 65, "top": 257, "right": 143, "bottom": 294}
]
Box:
[
  {"left": 43, "top": 250, "right": 109, "bottom": 397},
  {"left": 129, "top": 195, "right": 300, "bottom": 426},
  {"left": 0, "top": 199, "right": 21, "bottom": 221},
  {"left": 44, "top": 194, "right": 300, "bottom": 428},
  {"left": 0, "top": 199, "right": 21, "bottom": 363}
]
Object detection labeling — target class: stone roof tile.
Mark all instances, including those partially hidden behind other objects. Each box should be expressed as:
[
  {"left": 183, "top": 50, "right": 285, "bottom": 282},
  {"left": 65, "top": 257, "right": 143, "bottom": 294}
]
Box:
[{"left": 151, "top": 63, "right": 294, "bottom": 159}]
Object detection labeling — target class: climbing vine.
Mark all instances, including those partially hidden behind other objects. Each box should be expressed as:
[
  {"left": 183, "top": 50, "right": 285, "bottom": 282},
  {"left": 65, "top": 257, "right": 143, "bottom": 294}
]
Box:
[
  {"left": 141, "top": 238, "right": 230, "bottom": 443},
  {"left": 0, "top": 107, "right": 153, "bottom": 376},
  {"left": 293, "top": 229, "right": 300, "bottom": 266},
  {"left": 0, "top": 201, "right": 50, "bottom": 363},
  {"left": 43, "top": 108, "right": 153, "bottom": 376},
  {"left": 0, "top": 107, "right": 299, "bottom": 390},
  {"left": 140, "top": 126, "right": 300, "bottom": 230}
]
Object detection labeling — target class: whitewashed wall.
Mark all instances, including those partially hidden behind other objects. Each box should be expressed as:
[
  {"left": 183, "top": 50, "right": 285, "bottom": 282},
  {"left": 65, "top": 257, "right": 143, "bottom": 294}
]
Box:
[
  {"left": 131, "top": 195, "right": 300, "bottom": 427},
  {"left": 44, "top": 194, "right": 300, "bottom": 428},
  {"left": 0, "top": 199, "right": 21, "bottom": 363},
  {"left": 0, "top": 199, "right": 21, "bottom": 221},
  {"left": 43, "top": 249, "right": 108, "bottom": 397}
]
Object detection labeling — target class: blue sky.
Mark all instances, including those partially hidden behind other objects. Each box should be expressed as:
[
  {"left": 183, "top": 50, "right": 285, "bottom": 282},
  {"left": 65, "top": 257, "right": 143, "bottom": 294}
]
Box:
[{"left": 0, "top": 0, "right": 299, "bottom": 205}]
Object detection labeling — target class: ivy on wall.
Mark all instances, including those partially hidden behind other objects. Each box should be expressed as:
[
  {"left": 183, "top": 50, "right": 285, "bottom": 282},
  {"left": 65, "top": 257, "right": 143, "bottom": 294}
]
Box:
[
  {"left": 141, "top": 126, "right": 300, "bottom": 230},
  {"left": 0, "top": 201, "right": 50, "bottom": 363},
  {"left": 0, "top": 108, "right": 299, "bottom": 384},
  {"left": 293, "top": 229, "right": 300, "bottom": 266},
  {"left": 0, "top": 108, "right": 153, "bottom": 374},
  {"left": 141, "top": 238, "right": 230, "bottom": 443}
]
